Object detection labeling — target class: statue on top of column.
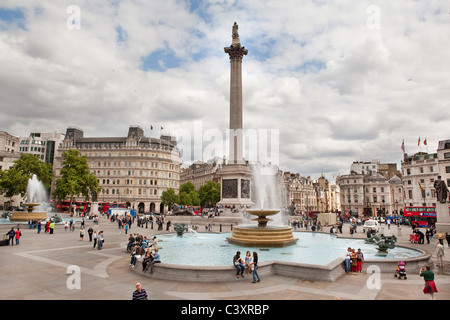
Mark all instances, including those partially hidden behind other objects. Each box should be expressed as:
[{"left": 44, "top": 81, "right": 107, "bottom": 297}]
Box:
[{"left": 232, "top": 22, "right": 239, "bottom": 39}]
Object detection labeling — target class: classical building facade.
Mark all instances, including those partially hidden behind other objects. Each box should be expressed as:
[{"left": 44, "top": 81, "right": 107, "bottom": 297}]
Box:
[
  {"left": 282, "top": 172, "right": 317, "bottom": 213},
  {"left": 401, "top": 152, "right": 439, "bottom": 207},
  {"left": 0, "top": 131, "right": 21, "bottom": 208},
  {"left": 54, "top": 126, "right": 181, "bottom": 213},
  {"left": 337, "top": 171, "right": 403, "bottom": 217},
  {"left": 180, "top": 158, "right": 223, "bottom": 190},
  {"left": 437, "top": 139, "right": 450, "bottom": 188}
]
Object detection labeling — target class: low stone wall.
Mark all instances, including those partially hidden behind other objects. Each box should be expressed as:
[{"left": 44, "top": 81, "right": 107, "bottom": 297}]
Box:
[
  {"left": 132, "top": 259, "right": 346, "bottom": 282},
  {"left": 131, "top": 246, "right": 431, "bottom": 283}
]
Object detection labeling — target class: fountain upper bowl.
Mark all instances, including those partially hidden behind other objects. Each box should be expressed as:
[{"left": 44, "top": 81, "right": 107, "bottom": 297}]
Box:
[{"left": 245, "top": 209, "right": 280, "bottom": 217}]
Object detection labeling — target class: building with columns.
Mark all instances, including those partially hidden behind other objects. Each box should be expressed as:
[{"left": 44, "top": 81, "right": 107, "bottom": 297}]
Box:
[
  {"left": 336, "top": 171, "right": 403, "bottom": 217},
  {"left": 282, "top": 172, "right": 317, "bottom": 213},
  {"left": 180, "top": 158, "right": 223, "bottom": 190},
  {"left": 53, "top": 126, "right": 181, "bottom": 213},
  {"left": 0, "top": 131, "right": 21, "bottom": 208}
]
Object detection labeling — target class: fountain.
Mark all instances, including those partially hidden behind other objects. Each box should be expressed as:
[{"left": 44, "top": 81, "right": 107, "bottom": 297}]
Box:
[
  {"left": 9, "top": 175, "right": 48, "bottom": 222},
  {"left": 226, "top": 164, "right": 298, "bottom": 247}
]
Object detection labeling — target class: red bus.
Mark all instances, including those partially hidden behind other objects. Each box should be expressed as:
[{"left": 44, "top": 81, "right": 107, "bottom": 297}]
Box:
[
  {"left": 96, "top": 202, "right": 126, "bottom": 213},
  {"left": 56, "top": 201, "right": 90, "bottom": 215},
  {"left": 55, "top": 201, "right": 125, "bottom": 214},
  {"left": 403, "top": 206, "right": 437, "bottom": 228}
]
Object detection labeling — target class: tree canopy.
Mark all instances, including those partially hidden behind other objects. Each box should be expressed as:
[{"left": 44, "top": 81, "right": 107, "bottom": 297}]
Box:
[
  {"left": 53, "top": 149, "right": 99, "bottom": 209},
  {"left": 163, "top": 180, "right": 221, "bottom": 209},
  {"left": 0, "top": 153, "right": 54, "bottom": 198}
]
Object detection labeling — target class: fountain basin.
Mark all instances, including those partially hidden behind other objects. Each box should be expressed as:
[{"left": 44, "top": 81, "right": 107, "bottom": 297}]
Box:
[
  {"left": 227, "top": 208, "right": 299, "bottom": 247},
  {"left": 10, "top": 203, "right": 47, "bottom": 222},
  {"left": 131, "top": 232, "right": 430, "bottom": 282},
  {"left": 227, "top": 225, "right": 298, "bottom": 247}
]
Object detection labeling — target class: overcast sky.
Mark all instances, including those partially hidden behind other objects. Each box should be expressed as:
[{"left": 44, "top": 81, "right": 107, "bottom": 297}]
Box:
[{"left": 0, "top": 0, "right": 449, "bottom": 181}]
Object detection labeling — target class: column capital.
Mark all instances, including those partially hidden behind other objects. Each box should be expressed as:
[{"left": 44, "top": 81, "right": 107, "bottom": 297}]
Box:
[{"left": 224, "top": 44, "right": 248, "bottom": 61}]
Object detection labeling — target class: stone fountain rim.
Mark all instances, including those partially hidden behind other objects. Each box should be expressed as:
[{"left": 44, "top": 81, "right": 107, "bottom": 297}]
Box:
[{"left": 245, "top": 209, "right": 280, "bottom": 216}]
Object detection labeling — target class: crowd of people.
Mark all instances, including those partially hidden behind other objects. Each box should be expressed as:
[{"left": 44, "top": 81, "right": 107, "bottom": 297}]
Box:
[
  {"left": 127, "top": 233, "right": 161, "bottom": 273},
  {"left": 344, "top": 247, "right": 364, "bottom": 273},
  {"left": 233, "top": 250, "right": 260, "bottom": 283}
]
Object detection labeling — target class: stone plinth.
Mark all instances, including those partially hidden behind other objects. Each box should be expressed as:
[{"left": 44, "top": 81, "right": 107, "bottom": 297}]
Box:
[
  {"left": 435, "top": 202, "right": 450, "bottom": 234},
  {"left": 216, "top": 163, "right": 253, "bottom": 207}
]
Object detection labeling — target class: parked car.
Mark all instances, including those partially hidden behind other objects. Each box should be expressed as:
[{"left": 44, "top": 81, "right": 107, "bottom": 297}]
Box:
[{"left": 363, "top": 219, "right": 379, "bottom": 233}]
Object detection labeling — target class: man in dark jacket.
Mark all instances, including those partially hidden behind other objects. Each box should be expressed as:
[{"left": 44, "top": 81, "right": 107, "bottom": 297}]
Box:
[{"left": 6, "top": 228, "right": 15, "bottom": 245}]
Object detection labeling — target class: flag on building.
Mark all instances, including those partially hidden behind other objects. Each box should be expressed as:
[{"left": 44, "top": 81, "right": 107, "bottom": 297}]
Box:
[
  {"left": 417, "top": 137, "right": 420, "bottom": 146},
  {"left": 418, "top": 182, "right": 424, "bottom": 190},
  {"left": 150, "top": 125, "right": 153, "bottom": 130},
  {"left": 423, "top": 138, "right": 427, "bottom": 146},
  {"left": 401, "top": 140, "right": 405, "bottom": 153}
]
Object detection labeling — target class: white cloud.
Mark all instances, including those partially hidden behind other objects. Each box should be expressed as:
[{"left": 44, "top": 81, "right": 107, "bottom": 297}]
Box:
[{"left": 0, "top": 0, "right": 449, "bottom": 180}]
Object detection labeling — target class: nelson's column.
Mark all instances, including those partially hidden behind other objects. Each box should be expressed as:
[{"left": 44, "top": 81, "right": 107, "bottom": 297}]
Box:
[{"left": 217, "top": 22, "right": 253, "bottom": 208}]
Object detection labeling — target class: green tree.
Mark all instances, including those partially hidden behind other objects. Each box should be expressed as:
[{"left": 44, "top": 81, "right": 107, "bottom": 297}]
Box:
[
  {"left": 53, "top": 149, "right": 99, "bottom": 213},
  {"left": 161, "top": 188, "right": 178, "bottom": 209},
  {"left": 198, "top": 180, "right": 221, "bottom": 208},
  {"left": 177, "top": 181, "right": 200, "bottom": 206},
  {"left": 0, "top": 153, "right": 54, "bottom": 198}
]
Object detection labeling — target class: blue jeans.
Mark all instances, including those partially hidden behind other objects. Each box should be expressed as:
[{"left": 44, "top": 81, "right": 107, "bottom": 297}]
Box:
[
  {"left": 252, "top": 265, "right": 260, "bottom": 282},
  {"left": 345, "top": 259, "right": 351, "bottom": 272},
  {"left": 235, "top": 264, "right": 244, "bottom": 276}
]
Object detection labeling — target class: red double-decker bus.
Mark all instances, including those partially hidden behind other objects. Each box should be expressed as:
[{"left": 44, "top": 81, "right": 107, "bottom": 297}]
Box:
[
  {"left": 55, "top": 201, "right": 90, "bottom": 215},
  {"left": 403, "top": 206, "right": 437, "bottom": 228},
  {"left": 55, "top": 201, "right": 125, "bottom": 215}
]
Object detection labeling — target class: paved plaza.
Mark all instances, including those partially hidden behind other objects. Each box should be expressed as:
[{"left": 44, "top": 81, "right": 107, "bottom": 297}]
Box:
[{"left": 1, "top": 215, "right": 449, "bottom": 301}]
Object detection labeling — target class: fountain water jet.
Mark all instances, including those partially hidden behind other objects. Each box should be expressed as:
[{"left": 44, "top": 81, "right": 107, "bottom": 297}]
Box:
[
  {"left": 226, "top": 163, "right": 298, "bottom": 247},
  {"left": 9, "top": 174, "right": 49, "bottom": 222}
]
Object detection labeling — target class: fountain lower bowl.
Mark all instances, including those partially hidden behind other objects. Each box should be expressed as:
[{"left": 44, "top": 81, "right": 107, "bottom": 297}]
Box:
[
  {"left": 10, "top": 211, "right": 47, "bottom": 222},
  {"left": 227, "top": 225, "right": 299, "bottom": 247}
]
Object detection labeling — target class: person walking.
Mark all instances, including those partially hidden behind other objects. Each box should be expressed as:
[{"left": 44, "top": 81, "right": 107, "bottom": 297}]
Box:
[
  {"left": 426, "top": 229, "right": 432, "bottom": 244},
  {"left": 92, "top": 230, "right": 97, "bottom": 248},
  {"left": 79, "top": 227, "right": 85, "bottom": 241},
  {"left": 437, "top": 230, "right": 445, "bottom": 245},
  {"left": 37, "top": 221, "right": 42, "bottom": 234},
  {"left": 97, "top": 231, "right": 104, "bottom": 250},
  {"left": 446, "top": 233, "right": 450, "bottom": 248},
  {"left": 251, "top": 251, "right": 261, "bottom": 283},
  {"left": 49, "top": 220, "right": 55, "bottom": 234},
  {"left": 436, "top": 240, "right": 445, "bottom": 267},
  {"left": 132, "top": 283, "right": 148, "bottom": 300},
  {"left": 87, "top": 227, "right": 93, "bottom": 242},
  {"left": 419, "top": 265, "right": 438, "bottom": 300},
  {"left": 6, "top": 228, "right": 15, "bottom": 246}
]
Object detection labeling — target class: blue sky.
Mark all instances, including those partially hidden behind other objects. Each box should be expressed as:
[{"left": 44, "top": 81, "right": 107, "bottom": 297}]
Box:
[
  {"left": 0, "top": 0, "right": 449, "bottom": 180},
  {"left": 0, "top": 7, "right": 26, "bottom": 30}
]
